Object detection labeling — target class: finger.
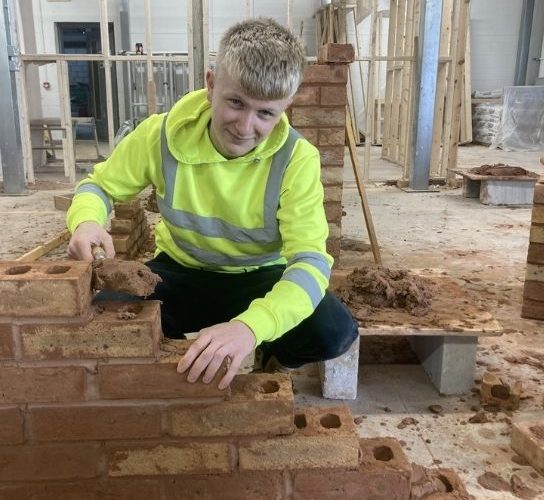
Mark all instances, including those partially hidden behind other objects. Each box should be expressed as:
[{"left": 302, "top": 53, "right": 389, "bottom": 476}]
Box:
[
  {"left": 69, "top": 239, "right": 93, "bottom": 261},
  {"left": 201, "top": 347, "right": 229, "bottom": 384},
  {"left": 186, "top": 342, "right": 218, "bottom": 383},
  {"left": 218, "top": 355, "right": 242, "bottom": 390},
  {"left": 101, "top": 234, "right": 116, "bottom": 258},
  {"left": 177, "top": 335, "right": 211, "bottom": 374}
]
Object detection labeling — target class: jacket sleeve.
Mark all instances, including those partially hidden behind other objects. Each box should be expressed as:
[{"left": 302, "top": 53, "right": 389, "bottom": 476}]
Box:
[
  {"left": 233, "top": 140, "right": 333, "bottom": 344},
  {"left": 66, "top": 114, "right": 164, "bottom": 232}
]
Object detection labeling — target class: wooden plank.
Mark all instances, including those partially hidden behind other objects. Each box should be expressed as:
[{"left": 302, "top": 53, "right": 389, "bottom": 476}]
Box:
[
  {"left": 460, "top": 21, "right": 473, "bottom": 144},
  {"left": 390, "top": 0, "right": 406, "bottom": 165},
  {"left": 381, "top": 0, "right": 398, "bottom": 159},
  {"left": 429, "top": 0, "right": 453, "bottom": 177},
  {"left": 446, "top": 0, "right": 471, "bottom": 180},
  {"left": 16, "top": 229, "right": 71, "bottom": 262},
  {"left": 144, "top": 0, "right": 157, "bottom": 115},
  {"left": 56, "top": 61, "right": 76, "bottom": 183},
  {"left": 363, "top": 0, "right": 378, "bottom": 181},
  {"left": 345, "top": 109, "right": 382, "bottom": 265},
  {"left": 398, "top": 0, "right": 418, "bottom": 175},
  {"left": 331, "top": 269, "right": 503, "bottom": 337},
  {"left": 99, "top": 0, "right": 115, "bottom": 151}
]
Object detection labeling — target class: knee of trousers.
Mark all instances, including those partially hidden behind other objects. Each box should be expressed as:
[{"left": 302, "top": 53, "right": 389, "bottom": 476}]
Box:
[{"left": 311, "top": 296, "right": 359, "bottom": 360}]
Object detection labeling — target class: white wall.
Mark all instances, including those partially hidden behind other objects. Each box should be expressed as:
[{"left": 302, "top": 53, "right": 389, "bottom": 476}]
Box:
[
  {"left": 470, "top": 0, "right": 522, "bottom": 92},
  {"left": 31, "top": 0, "right": 124, "bottom": 119}
]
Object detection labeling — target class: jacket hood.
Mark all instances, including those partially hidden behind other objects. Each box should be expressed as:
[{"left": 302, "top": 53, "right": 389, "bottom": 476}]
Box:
[{"left": 164, "top": 89, "right": 291, "bottom": 165}]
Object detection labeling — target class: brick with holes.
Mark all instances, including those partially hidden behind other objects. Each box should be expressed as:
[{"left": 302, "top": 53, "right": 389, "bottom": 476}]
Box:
[{"left": 511, "top": 420, "right": 544, "bottom": 475}]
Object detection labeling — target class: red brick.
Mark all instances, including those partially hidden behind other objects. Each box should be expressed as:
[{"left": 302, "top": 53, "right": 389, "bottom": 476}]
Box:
[
  {"left": 20, "top": 301, "right": 162, "bottom": 360},
  {"left": 530, "top": 225, "right": 544, "bottom": 243},
  {"left": 292, "top": 85, "right": 320, "bottom": 106},
  {"left": 296, "top": 128, "right": 318, "bottom": 146},
  {"left": 165, "top": 472, "right": 284, "bottom": 499},
  {"left": 291, "top": 107, "right": 345, "bottom": 128},
  {"left": 319, "top": 146, "right": 345, "bottom": 166},
  {"left": 0, "top": 407, "right": 24, "bottom": 445},
  {"left": 238, "top": 406, "right": 360, "bottom": 471},
  {"left": 293, "top": 437, "right": 411, "bottom": 500},
  {"left": 526, "top": 263, "right": 544, "bottom": 282},
  {"left": 527, "top": 243, "right": 544, "bottom": 265},
  {"left": 114, "top": 199, "right": 142, "bottom": 218},
  {"left": 533, "top": 184, "right": 544, "bottom": 204},
  {"left": 410, "top": 466, "right": 471, "bottom": 500},
  {"left": 0, "top": 486, "right": 30, "bottom": 500},
  {"left": 108, "top": 442, "right": 231, "bottom": 476},
  {"left": 318, "top": 43, "right": 355, "bottom": 64},
  {"left": 0, "top": 366, "right": 86, "bottom": 404},
  {"left": 532, "top": 205, "right": 544, "bottom": 224},
  {"left": 98, "top": 362, "right": 229, "bottom": 400},
  {"left": 53, "top": 193, "right": 74, "bottom": 211},
  {"left": 521, "top": 297, "right": 544, "bottom": 320},
  {"left": 0, "top": 323, "right": 14, "bottom": 359},
  {"left": 511, "top": 420, "right": 544, "bottom": 474},
  {"left": 523, "top": 280, "right": 544, "bottom": 302},
  {"left": 318, "top": 128, "right": 346, "bottom": 147},
  {"left": 303, "top": 64, "right": 348, "bottom": 84},
  {"left": 479, "top": 371, "right": 521, "bottom": 410},
  {"left": 100, "top": 478, "right": 162, "bottom": 499},
  {"left": 321, "top": 86, "right": 348, "bottom": 106},
  {"left": 24, "top": 482, "right": 95, "bottom": 500},
  {"left": 0, "top": 443, "right": 100, "bottom": 481},
  {"left": 0, "top": 261, "right": 92, "bottom": 318},
  {"left": 29, "top": 403, "right": 162, "bottom": 442},
  {"left": 324, "top": 185, "right": 343, "bottom": 203},
  {"left": 112, "top": 233, "right": 135, "bottom": 253},
  {"left": 321, "top": 167, "right": 344, "bottom": 186},
  {"left": 327, "top": 238, "right": 341, "bottom": 261},
  {"left": 168, "top": 373, "right": 294, "bottom": 437},
  {"left": 324, "top": 202, "right": 344, "bottom": 223}
]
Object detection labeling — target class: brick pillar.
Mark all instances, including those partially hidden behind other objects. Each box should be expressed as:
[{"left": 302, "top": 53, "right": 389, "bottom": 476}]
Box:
[
  {"left": 286, "top": 43, "right": 355, "bottom": 262},
  {"left": 522, "top": 179, "right": 544, "bottom": 320}
]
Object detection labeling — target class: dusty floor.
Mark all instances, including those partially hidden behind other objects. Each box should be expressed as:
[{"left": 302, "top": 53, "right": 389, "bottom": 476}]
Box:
[{"left": 1, "top": 143, "right": 544, "bottom": 498}]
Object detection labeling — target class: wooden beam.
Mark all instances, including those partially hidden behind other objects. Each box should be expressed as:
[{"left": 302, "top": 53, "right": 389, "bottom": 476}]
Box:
[
  {"left": 56, "top": 60, "right": 76, "bottom": 183},
  {"left": 144, "top": 0, "right": 157, "bottom": 115},
  {"left": 99, "top": 0, "right": 115, "bottom": 151},
  {"left": 346, "top": 109, "right": 382, "bottom": 265},
  {"left": 16, "top": 229, "right": 71, "bottom": 262}
]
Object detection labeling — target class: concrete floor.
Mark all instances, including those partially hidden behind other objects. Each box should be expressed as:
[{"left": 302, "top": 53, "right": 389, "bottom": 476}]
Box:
[{"left": 1, "top": 143, "right": 544, "bottom": 498}]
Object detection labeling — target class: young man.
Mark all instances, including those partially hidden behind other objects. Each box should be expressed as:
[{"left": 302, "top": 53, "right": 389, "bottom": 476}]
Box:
[{"left": 67, "top": 18, "right": 358, "bottom": 390}]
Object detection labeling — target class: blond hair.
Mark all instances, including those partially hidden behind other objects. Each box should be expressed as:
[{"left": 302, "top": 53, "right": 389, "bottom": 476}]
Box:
[{"left": 215, "top": 18, "right": 306, "bottom": 100}]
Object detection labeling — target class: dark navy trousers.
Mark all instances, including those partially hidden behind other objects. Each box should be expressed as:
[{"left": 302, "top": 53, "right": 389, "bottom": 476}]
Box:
[{"left": 100, "top": 252, "right": 358, "bottom": 368}]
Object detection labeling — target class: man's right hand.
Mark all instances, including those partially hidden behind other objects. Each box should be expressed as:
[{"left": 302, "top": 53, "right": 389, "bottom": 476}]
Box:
[{"left": 67, "top": 221, "right": 115, "bottom": 261}]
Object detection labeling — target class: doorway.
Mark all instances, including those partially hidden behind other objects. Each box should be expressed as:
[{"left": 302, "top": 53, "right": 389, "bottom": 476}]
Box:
[{"left": 56, "top": 22, "right": 119, "bottom": 141}]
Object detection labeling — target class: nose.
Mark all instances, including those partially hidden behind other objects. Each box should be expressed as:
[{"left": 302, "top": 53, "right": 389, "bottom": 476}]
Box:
[{"left": 234, "top": 111, "right": 254, "bottom": 137}]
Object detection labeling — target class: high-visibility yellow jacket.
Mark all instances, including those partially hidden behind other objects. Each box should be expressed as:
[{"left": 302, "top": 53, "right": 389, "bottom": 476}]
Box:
[{"left": 67, "top": 89, "right": 333, "bottom": 344}]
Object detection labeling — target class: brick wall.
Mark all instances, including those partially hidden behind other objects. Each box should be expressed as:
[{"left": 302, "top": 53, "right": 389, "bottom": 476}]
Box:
[
  {"left": 0, "top": 259, "right": 477, "bottom": 498},
  {"left": 522, "top": 179, "right": 544, "bottom": 320},
  {"left": 287, "top": 44, "right": 354, "bottom": 262}
]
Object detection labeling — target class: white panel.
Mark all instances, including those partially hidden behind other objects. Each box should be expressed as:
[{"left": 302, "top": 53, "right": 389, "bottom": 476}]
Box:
[{"left": 470, "top": 0, "right": 523, "bottom": 92}]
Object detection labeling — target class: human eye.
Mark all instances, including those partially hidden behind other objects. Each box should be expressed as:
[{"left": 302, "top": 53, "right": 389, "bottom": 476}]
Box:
[
  {"left": 228, "top": 98, "right": 243, "bottom": 108},
  {"left": 258, "top": 109, "right": 275, "bottom": 119}
]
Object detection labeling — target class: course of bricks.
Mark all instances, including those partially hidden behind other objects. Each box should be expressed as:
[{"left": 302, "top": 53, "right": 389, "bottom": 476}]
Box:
[
  {"left": 522, "top": 179, "right": 544, "bottom": 320},
  {"left": 0, "top": 259, "right": 476, "bottom": 499},
  {"left": 110, "top": 199, "right": 150, "bottom": 260},
  {"left": 286, "top": 43, "right": 354, "bottom": 261}
]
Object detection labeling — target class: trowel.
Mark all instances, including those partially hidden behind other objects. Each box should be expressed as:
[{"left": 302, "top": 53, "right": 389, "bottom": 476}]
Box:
[{"left": 91, "top": 245, "right": 161, "bottom": 297}]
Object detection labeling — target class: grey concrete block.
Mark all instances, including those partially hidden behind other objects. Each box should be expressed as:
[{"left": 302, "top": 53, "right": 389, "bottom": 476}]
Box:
[
  {"left": 409, "top": 336, "right": 478, "bottom": 395},
  {"left": 319, "top": 336, "right": 360, "bottom": 400},
  {"left": 480, "top": 179, "right": 538, "bottom": 205}
]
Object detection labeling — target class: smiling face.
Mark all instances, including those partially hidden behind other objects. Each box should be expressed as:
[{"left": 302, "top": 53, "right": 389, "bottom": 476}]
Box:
[{"left": 206, "top": 69, "right": 293, "bottom": 159}]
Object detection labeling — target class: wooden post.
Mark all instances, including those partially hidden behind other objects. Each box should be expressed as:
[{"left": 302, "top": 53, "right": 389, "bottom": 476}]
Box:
[
  {"left": 382, "top": 0, "right": 398, "bottom": 160},
  {"left": 99, "top": 0, "right": 115, "bottom": 151},
  {"left": 187, "top": 0, "right": 205, "bottom": 91},
  {"left": 56, "top": 60, "right": 75, "bottom": 183},
  {"left": 144, "top": 0, "right": 157, "bottom": 115},
  {"left": 363, "top": 0, "right": 378, "bottom": 181}
]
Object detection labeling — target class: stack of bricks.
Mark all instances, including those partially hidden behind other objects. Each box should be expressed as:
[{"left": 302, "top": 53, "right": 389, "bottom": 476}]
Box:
[
  {"left": 110, "top": 199, "right": 150, "bottom": 260},
  {"left": 0, "top": 259, "right": 473, "bottom": 499},
  {"left": 287, "top": 43, "right": 355, "bottom": 261},
  {"left": 522, "top": 179, "right": 544, "bottom": 320}
]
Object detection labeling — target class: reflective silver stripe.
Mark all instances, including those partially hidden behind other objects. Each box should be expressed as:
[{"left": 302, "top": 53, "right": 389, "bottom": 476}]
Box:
[
  {"left": 157, "top": 114, "right": 301, "bottom": 245},
  {"left": 281, "top": 268, "right": 323, "bottom": 309},
  {"left": 169, "top": 230, "right": 282, "bottom": 267},
  {"left": 287, "top": 252, "right": 331, "bottom": 279},
  {"left": 76, "top": 183, "right": 112, "bottom": 214},
  {"left": 156, "top": 196, "right": 279, "bottom": 243}
]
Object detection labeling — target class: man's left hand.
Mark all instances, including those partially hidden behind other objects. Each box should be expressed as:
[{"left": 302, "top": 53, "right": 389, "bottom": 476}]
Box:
[{"left": 177, "top": 320, "right": 256, "bottom": 390}]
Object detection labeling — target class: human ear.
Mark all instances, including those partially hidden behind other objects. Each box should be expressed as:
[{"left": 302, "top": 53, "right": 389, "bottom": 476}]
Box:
[{"left": 205, "top": 70, "right": 214, "bottom": 101}]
